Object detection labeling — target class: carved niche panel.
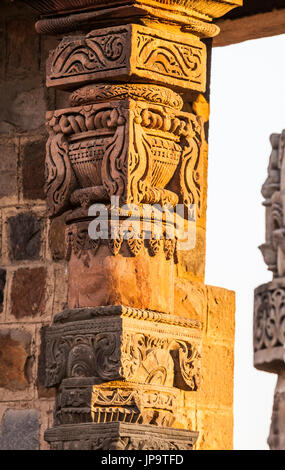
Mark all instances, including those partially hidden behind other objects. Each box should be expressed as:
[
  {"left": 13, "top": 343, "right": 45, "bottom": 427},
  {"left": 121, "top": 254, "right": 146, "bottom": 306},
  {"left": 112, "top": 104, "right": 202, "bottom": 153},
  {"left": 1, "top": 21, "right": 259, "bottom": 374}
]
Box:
[{"left": 46, "top": 24, "right": 206, "bottom": 91}]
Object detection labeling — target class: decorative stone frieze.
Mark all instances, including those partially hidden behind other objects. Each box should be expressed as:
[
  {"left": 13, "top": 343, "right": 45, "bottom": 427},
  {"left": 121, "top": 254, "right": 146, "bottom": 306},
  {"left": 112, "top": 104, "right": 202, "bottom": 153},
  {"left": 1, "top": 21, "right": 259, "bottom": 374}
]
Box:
[{"left": 46, "top": 25, "right": 207, "bottom": 91}]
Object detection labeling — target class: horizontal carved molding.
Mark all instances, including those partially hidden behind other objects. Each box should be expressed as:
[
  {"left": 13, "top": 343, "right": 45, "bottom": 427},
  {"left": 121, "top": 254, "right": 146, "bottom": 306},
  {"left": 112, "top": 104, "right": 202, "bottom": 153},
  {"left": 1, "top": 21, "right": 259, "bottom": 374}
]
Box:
[
  {"left": 46, "top": 24, "right": 206, "bottom": 91},
  {"left": 55, "top": 381, "right": 178, "bottom": 427},
  {"left": 45, "top": 421, "right": 199, "bottom": 450},
  {"left": 53, "top": 304, "right": 202, "bottom": 328}
]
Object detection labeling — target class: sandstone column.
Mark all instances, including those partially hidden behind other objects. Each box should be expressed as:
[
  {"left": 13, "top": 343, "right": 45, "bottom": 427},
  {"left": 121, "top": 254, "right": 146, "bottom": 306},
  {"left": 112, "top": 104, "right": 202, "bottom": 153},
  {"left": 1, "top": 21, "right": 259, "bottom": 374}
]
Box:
[{"left": 19, "top": 0, "right": 242, "bottom": 450}]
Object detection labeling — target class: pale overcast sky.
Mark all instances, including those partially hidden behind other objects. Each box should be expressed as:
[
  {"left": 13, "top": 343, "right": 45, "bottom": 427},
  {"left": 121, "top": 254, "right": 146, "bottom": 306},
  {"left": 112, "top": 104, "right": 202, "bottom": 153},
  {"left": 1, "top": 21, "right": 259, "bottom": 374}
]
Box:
[{"left": 206, "top": 34, "right": 285, "bottom": 450}]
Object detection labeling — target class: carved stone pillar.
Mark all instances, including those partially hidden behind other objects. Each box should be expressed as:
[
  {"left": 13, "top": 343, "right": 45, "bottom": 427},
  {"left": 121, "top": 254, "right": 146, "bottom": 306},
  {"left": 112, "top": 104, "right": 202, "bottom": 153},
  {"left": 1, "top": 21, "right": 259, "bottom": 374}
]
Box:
[
  {"left": 254, "top": 131, "right": 285, "bottom": 449},
  {"left": 19, "top": 0, "right": 242, "bottom": 450}
]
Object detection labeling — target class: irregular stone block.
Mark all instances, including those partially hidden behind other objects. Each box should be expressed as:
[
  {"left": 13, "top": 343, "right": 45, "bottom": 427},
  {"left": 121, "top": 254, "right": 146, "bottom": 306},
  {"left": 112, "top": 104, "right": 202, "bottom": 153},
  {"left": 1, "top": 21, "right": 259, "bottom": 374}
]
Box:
[
  {"left": 206, "top": 285, "right": 235, "bottom": 343},
  {"left": 10, "top": 267, "right": 47, "bottom": 319},
  {"left": 176, "top": 226, "right": 206, "bottom": 283},
  {"left": 0, "top": 329, "right": 31, "bottom": 390},
  {"left": 0, "top": 409, "right": 39, "bottom": 450},
  {"left": 22, "top": 137, "right": 46, "bottom": 200},
  {"left": 196, "top": 408, "right": 233, "bottom": 450},
  {"left": 11, "top": 87, "right": 46, "bottom": 131},
  {"left": 197, "top": 342, "right": 234, "bottom": 409},
  {"left": 0, "top": 269, "right": 6, "bottom": 312},
  {"left": 0, "top": 139, "right": 17, "bottom": 200},
  {"left": 174, "top": 277, "right": 207, "bottom": 323},
  {"left": 49, "top": 214, "right": 66, "bottom": 261},
  {"left": 6, "top": 17, "right": 39, "bottom": 79},
  {"left": 46, "top": 24, "right": 206, "bottom": 91},
  {"left": 45, "top": 421, "right": 198, "bottom": 450},
  {"left": 8, "top": 213, "right": 42, "bottom": 261},
  {"left": 68, "top": 240, "right": 175, "bottom": 314}
]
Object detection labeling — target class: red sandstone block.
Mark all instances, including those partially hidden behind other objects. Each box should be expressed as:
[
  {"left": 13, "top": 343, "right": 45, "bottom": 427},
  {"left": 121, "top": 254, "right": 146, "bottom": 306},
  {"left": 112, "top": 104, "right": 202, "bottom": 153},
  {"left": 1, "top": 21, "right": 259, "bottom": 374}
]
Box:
[{"left": 10, "top": 267, "right": 47, "bottom": 319}]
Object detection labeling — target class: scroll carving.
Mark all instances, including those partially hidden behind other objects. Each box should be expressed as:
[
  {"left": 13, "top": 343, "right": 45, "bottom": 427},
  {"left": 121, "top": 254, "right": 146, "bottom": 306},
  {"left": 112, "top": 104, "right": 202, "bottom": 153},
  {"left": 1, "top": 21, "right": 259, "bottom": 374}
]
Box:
[
  {"left": 47, "top": 29, "right": 129, "bottom": 87},
  {"left": 46, "top": 25, "right": 206, "bottom": 91},
  {"left": 179, "top": 115, "right": 204, "bottom": 218},
  {"left": 45, "top": 133, "right": 77, "bottom": 216}
]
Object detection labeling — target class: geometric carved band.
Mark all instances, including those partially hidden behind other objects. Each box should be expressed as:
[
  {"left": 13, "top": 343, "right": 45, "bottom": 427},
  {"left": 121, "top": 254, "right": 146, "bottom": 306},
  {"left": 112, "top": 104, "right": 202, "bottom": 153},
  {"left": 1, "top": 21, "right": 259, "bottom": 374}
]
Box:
[
  {"left": 254, "top": 278, "right": 285, "bottom": 373},
  {"left": 46, "top": 24, "right": 206, "bottom": 91}
]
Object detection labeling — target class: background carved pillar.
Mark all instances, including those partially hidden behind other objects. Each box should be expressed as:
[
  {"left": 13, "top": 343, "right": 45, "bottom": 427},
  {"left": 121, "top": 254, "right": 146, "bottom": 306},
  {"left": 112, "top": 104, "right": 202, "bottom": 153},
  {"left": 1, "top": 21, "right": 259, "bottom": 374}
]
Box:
[
  {"left": 19, "top": 0, "right": 242, "bottom": 450},
  {"left": 254, "top": 130, "right": 285, "bottom": 450}
]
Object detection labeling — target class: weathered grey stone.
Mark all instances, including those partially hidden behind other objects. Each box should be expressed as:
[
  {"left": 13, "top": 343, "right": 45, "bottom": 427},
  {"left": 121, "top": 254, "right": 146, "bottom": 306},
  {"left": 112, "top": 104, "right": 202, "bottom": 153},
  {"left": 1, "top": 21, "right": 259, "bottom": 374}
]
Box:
[
  {"left": 45, "top": 422, "right": 198, "bottom": 450},
  {"left": 0, "top": 409, "right": 39, "bottom": 450},
  {"left": 8, "top": 213, "right": 42, "bottom": 261}
]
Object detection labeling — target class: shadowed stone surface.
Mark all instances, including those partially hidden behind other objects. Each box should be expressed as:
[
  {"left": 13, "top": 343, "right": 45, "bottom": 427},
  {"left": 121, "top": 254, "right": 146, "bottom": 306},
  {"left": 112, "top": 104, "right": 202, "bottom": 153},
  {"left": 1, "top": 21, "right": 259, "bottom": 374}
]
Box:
[
  {"left": 0, "top": 409, "right": 39, "bottom": 450},
  {"left": 0, "top": 269, "right": 6, "bottom": 312},
  {"left": 22, "top": 137, "right": 46, "bottom": 200},
  {"left": 8, "top": 213, "right": 42, "bottom": 261}
]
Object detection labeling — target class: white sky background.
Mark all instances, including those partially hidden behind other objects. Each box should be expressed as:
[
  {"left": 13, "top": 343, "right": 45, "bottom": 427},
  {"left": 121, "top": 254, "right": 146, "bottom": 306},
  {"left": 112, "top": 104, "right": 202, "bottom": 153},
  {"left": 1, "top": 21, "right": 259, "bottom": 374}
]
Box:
[{"left": 205, "top": 34, "right": 285, "bottom": 450}]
